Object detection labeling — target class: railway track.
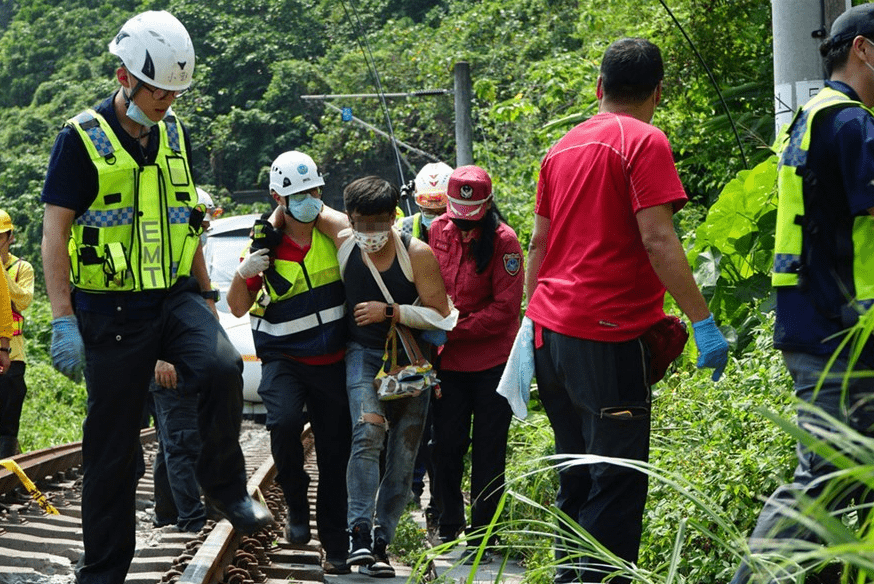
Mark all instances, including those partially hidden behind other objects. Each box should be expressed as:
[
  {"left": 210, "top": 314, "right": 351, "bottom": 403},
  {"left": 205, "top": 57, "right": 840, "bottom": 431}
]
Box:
[{"left": 0, "top": 421, "right": 328, "bottom": 584}]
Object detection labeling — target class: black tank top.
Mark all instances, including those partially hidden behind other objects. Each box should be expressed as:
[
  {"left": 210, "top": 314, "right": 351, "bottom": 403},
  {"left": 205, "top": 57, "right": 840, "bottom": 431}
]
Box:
[{"left": 344, "top": 235, "right": 419, "bottom": 349}]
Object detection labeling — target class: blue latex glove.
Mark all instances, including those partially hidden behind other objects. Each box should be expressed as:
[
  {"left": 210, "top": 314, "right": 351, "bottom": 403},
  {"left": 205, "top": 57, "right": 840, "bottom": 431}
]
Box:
[
  {"left": 51, "top": 315, "right": 85, "bottom": 383},
  {"left": 692, "top": 314, "right": 729, "bottom": 382},
  {"left": 420, "top": 329, "right": 447, "bottom": 346}
]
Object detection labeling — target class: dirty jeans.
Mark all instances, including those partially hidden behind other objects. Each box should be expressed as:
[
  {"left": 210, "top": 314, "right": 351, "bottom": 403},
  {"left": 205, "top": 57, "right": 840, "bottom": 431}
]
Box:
[
  {"left": 731, "top": 351, "right": 874, "bottom": 584},
  {"left": 345, "top": 341, "right": 430, "bottom": 544}
]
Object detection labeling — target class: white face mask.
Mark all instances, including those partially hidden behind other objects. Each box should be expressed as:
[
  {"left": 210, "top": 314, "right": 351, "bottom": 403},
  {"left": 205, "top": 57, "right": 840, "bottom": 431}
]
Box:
[
  {"left": 353, "top": 229, "right": 390, "bottom": 253},
  {"left": 123, "top": 87, "right": 164, "bottom": 128}
]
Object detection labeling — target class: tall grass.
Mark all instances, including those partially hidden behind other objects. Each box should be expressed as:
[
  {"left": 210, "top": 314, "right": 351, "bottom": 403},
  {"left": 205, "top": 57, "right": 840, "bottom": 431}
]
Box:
[{"left": 408, "top": 315, "right": 874, "bottom": 584}]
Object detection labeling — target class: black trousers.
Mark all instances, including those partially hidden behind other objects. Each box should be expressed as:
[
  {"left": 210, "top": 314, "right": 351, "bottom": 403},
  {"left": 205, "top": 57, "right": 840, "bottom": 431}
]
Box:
[
  {"left": 75, "top": 282, "right": 247, "bottom": 584},
  {"left": 535, "top": 327, "right": 651, "bottom": 584},
  {"left": 431, "top": 364, "right": 512, "bottom": 546},
  {"left": 258, "top": 358, "right": 351, "bottom": 557},
  {"left": 0, "top": 360, "right": 26, "bottom": 442}
]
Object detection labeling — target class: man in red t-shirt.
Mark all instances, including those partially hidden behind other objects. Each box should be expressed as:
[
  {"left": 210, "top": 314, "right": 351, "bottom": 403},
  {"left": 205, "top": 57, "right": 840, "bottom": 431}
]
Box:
[{"left": 525, "top": 38, "right": 728, "bottom": 584}]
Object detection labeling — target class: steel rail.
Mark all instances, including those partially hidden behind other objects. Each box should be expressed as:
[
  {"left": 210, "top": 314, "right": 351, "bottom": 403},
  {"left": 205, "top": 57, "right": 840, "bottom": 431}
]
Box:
[{"left": 0, "top": 427, "right": 156, "bottom": 494}]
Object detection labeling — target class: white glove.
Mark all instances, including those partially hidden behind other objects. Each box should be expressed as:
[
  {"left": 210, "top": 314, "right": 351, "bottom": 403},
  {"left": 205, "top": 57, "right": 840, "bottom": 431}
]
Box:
[{"left": 236, "top": 248, "right": 270, "bottom": 279}]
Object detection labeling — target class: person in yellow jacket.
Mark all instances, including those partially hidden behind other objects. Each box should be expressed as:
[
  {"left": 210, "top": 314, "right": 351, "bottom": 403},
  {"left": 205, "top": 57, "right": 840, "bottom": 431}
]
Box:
[{"left": 0, "top": 210, "right": 32, "bottom": 459}]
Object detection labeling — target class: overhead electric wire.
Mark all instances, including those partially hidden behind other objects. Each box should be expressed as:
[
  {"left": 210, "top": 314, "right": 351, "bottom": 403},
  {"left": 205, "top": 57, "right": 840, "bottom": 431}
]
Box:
[
  {"left": 657, "top": 0, "right": 749, "bottom": 169},
  {"left": 340, "top": 0, "right": 411, "bottom": 212}
]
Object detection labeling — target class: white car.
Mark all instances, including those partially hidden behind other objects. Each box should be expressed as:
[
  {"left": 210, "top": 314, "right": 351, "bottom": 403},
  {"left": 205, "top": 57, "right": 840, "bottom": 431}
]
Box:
[{"left": 202, "top": 213, "right": 266, "bottom": 417}]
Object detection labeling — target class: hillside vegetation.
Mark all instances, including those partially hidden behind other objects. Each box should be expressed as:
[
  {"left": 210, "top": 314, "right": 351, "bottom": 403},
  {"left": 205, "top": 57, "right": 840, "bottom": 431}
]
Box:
[
  {"left": 10, "top": 2, "right": 854, "bottom": 583},
  {"left": 0, "top": 0, "right": 773, "bottom": 281}
]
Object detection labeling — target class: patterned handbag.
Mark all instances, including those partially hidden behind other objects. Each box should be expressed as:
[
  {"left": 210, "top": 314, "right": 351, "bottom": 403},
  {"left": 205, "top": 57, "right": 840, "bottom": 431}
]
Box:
[{"left": 374, "top": 323, "right": 438, "bottom": 400}]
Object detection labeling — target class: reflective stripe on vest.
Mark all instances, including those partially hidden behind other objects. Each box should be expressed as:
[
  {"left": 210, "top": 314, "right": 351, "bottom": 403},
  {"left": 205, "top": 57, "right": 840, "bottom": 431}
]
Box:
[
  {"left": 249, "top": 229, "right": 346, "bottom": 357},
  {"left": 772, "top": 87, "right": 874, "bottom": 309},
  {"left": 67, "top": 110, "right": 200, "bottom": 292},
  {"left": 252, "top": 305, "right": 345, "bottom": 337}
]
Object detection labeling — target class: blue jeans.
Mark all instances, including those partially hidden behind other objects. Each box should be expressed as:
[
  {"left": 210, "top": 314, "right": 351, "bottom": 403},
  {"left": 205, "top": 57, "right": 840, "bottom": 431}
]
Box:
[
  {"left": 345, "top": 341, "right": 430, "bottom": 544},
  {"left": 150, "top": 375, "right": 206, "bottom": 532},
  {"left": 732, "top": 351, "right": 874, "bottom": 584},
  {"left": 258, "top": 358, "right": 350, "bottom": 557}
]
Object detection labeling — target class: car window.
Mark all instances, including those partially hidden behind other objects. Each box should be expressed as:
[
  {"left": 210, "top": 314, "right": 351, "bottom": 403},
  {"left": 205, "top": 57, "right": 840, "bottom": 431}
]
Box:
[{"left": 204, "top": 230, "right": 250, "bottom": 313}]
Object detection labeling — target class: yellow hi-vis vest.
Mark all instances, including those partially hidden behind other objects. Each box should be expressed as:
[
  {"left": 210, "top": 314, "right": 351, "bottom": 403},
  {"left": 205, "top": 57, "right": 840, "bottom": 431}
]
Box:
[
  {"left": 248, "top": 229, "right": 346, "bottom": 358},
  {"left": 772, "top": 87, "right": 874, "bottom": 311},
  {"left": 66, "top": 109, "right": 201, "bottom": 292},
  {"left": 397, "top": 212, "right": 424, "bottom": 240}
]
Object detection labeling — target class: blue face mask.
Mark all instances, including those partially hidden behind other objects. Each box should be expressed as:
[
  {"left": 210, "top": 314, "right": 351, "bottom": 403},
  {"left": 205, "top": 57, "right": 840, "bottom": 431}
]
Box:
[
  {"left": 123, "top": 88, "right": 163, "bottom": 128},
  {"left": 285, "top": 195, "right": 323, "bottom": 223},
  {"left": 420, "top": 210, "right": 439, "bottom": 228}
]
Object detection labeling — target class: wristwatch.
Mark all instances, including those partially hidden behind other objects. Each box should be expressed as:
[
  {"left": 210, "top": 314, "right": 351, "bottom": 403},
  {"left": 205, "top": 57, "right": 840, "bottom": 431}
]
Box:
[
  {"left": 201, "top": 289, "right": 220, "bottom": 302},
  {"left": 0, "top": 347, "right": 11, "bottom": 353},
  {"left": 384, "top": 303, "right": 395, "bottom": 321}
]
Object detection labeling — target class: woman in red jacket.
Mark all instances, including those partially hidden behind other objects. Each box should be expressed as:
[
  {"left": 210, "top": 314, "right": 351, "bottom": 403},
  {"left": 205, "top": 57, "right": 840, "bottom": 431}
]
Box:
[{"left": 428, "top": 165, "right": 524, "bottom": 563}]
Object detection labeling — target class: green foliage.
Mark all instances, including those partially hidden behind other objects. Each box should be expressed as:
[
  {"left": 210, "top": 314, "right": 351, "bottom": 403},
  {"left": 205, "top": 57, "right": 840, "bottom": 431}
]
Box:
[
  {"left": 430, "top": 319, "right": 795, "bottom": 584},
  {"left": 18, "top": 359, "right": 87, "bottom": 451},
  {"left": 0, "top": 0, "right": 773, "bottom": 272},
  {"left": 388, "top": 510, "right": 430, "bottom": 564},
  {"left": 686, "top": 156, "right": 778, "bottom": 353}
]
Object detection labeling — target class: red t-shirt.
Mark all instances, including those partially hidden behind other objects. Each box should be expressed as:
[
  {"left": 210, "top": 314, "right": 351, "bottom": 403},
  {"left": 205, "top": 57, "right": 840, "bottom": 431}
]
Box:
[
  {"left": 245, "top": 234, "right": 345, "bottom": 365},
  {"left": 526, "top": 112, "right": 688, "bottom": 342}
]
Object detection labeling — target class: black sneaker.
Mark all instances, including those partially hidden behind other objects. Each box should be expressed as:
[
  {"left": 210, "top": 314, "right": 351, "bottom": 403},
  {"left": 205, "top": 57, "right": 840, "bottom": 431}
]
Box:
[
  {"left": 347, "top": 522, "right": 375, "bottom": 566},
  {"left": 359, "top": 537, "right": 395, "bottom": 578},
  {"left": 285, "top": 514, "right": 311, "bottom": 544},
  {"left": 461, "top": 547, "right": 493, "bottom": 565}
]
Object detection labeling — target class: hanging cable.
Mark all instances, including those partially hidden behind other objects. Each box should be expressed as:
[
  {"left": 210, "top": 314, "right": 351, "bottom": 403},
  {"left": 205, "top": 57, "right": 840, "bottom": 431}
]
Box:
[
  {"left": 340, "top": 0, "right": 412, "bottom": 212},
  {"left": 658, "top": 0, "right": 749, "bottom": 169}
]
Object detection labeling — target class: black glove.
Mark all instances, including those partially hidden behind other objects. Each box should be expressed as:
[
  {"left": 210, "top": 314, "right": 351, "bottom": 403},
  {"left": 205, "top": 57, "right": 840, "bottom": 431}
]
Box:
[{"left": 250, "top": 219, "right": 283, "bottom": 252}]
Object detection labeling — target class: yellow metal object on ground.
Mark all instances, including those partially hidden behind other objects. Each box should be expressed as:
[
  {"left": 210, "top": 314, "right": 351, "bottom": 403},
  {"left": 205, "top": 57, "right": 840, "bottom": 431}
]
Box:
[{"left": 0, "top": 459, "right": 60, "bottom": 514}]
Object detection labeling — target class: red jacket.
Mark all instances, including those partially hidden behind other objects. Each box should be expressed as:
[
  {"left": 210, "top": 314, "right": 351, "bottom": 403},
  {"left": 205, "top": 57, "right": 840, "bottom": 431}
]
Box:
[{"left": 429, "top": 215, "right": 524, "bottom": 372}]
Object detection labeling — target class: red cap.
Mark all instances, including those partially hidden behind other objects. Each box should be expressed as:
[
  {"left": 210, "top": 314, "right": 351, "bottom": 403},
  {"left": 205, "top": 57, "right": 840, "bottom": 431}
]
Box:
[{"left": 446, "top": 165, "right": 493, "bottom": 221}]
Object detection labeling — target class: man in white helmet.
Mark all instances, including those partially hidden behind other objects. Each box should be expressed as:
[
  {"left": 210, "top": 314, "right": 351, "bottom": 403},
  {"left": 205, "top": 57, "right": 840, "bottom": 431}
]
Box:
[
  {"left": 226, "top": 151, "right": 353, "bottom": 574},
  {"left": 40, "top": 11, "right": 272, "bottom": 584},
  {"left": 397, "top": 162, "right": 453, "bottom": 245}
]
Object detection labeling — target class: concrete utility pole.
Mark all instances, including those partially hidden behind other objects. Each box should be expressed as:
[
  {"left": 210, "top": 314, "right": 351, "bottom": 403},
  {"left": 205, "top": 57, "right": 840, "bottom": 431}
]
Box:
[
  {"left": 772, "top": 0, "right": 850, "bottom": 136},
  {"left": 454, "top": 62, "right": 473, "bottom": 167}
]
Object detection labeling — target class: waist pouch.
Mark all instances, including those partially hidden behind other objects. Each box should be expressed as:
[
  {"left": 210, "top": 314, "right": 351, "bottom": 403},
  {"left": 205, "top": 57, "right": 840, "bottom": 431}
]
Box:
[{"left": 641, "top": 315, "right": 689, "bottom": 384}]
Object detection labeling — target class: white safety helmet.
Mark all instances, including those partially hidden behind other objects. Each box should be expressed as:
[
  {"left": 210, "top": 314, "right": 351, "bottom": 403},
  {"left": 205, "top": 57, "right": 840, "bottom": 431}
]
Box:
[
  {"left": 196, "top": 187, "right": 216, "bottom": 220},
  {"left": 109, "top": 11, "right": 195, "bottom": 92},
  {"left": 269, "top": 151, "right": 325, "bottom": 198},
  {"left": 414, "top": 162, "right": 453, "bottom": 211}
]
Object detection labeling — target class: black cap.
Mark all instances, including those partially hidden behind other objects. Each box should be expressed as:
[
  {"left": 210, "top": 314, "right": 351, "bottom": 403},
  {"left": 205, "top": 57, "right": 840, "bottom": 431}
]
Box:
[{"left": 829, "top": 4, "right": 874, "bottom": 45}]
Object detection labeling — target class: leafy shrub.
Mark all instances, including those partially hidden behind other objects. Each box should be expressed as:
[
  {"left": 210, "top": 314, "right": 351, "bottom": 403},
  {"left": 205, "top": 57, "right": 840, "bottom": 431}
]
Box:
[
  {"left": 389, "top": 509, "right": 431, "bottom": 564},
  {"left": 18, "top": 359, "right": 86, "bottom": 451}
]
